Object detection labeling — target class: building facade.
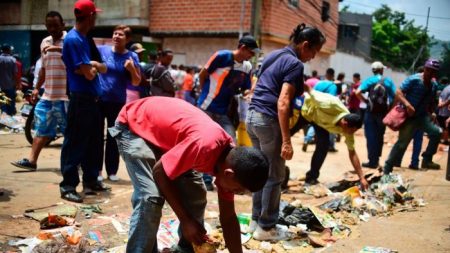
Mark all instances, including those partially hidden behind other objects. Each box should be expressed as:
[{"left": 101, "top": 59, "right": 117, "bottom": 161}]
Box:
[
  {"left": 337, "top": 12, "right": 372, "bottom": 59},
  {"left": 149, "top": 0, "right": 339, "bottom": 70}
]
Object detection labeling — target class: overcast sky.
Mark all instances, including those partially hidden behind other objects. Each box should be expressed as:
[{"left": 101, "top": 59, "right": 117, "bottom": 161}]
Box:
[{"left": 340, "top": 0, "right": 450, "bottom": 41}]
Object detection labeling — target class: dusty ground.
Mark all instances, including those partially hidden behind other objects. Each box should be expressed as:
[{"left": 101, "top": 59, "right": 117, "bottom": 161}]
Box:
[{"left": 0, "top": 125, "right": 449, "bottom": 252}]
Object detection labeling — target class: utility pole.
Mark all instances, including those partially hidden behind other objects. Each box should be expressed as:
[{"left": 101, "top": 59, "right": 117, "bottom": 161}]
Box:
[
  {"left": 250, "top": 0, "right": 262, "bottom": 43},
  {"left": 410, "top": 7, "right": 430, "bottom": 73},
  {"left": 239, "top": 0, "right": 246, "bottom": 39}
]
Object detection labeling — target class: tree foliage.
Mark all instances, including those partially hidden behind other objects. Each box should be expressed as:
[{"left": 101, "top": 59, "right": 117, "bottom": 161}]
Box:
[
  {"left": 371, "top": 5, "right": 430, "bottom": 71},
  {"left": 439, "top": 44, "right": 450, "bottom": 78}
]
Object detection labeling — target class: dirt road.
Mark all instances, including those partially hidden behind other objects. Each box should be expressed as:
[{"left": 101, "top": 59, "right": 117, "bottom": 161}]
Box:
[{"left": 0, "top": 128, "right": 449, "bottom": 252}]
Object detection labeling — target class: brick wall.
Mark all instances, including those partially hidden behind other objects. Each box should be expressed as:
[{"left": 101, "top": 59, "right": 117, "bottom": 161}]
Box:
[
  {"left": 262, "top": 0, "right": 338, "bottom": 53},
  {"left": 149, "top": 0, "right": 252, "bottom": 34}
]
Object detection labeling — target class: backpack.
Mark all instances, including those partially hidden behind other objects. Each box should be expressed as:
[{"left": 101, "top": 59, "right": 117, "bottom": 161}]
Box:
[{"left": 368, "top": 78, "right": 388, "bottom": 113}]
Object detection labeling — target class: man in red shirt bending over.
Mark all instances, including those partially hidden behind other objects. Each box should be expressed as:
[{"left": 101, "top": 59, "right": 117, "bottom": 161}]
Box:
[{"left": 109, "top": 96, "right": 269, "bottom": 253}]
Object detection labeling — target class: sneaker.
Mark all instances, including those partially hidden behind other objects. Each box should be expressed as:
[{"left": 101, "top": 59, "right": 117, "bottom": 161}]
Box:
[
  {"left": 11, "top": 158, "right": 37, "bottom": 171},
  {"left": 108, "top": 175, "right": 119, "bottom": 181},
  {"left": 97, "top": 175, "right": 104, "bottom": 181},
  {"left": 302, "top": 143, "right": 308, "bottom": 152},
  {"left": 361, "top": 162, "right": 379, "bottom": 169},
  {"left": 253, "top": 225, "right": 288, "bottom": 241},
  {"left": 61, "top": 191, "right": 83, "bottom": 203},
  {"left": 421, "top": 160, "right": 441, "bottom": 170}
]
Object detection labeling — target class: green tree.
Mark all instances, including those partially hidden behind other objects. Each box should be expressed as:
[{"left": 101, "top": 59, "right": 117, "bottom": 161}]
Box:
[
  {"left": 371, "top": 5, "right": 430, "bottom": 71},
  {"left": 439, "top": 44, "right": 450, "bottom": 78}
]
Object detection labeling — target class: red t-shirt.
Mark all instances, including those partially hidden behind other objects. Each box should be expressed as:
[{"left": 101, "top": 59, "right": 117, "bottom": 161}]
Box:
[
  {"left": 348, "top": 81, "right": 361, "bottom": 110},
  {"left": 117, "top": 97, "right": 234, "bottom": 200}
]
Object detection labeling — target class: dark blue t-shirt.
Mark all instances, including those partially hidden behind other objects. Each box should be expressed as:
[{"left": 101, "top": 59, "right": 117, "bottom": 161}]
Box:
[
  {"left": 249, "top": 46, "right": 304, "bottom": 118},
  {"left": 62, "top": 28, "right": 101, "bottom": 96},
  {"left": 98, "top": 46, "right": 140, "bottom": 103}
]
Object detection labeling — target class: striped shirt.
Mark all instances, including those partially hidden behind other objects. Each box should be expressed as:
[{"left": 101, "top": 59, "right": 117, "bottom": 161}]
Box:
[{"left": 40, "top": 32, "right": 68, "bottom": 101}]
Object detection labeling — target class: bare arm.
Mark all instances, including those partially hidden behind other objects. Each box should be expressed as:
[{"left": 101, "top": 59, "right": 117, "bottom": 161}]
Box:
[
  {"left": 124, "top": 56, "right": 141, "bottom": 86},
  {"left": 32, "top": 67, "right": 46, "bottom": 103},
  {"left": 355, "top": 89, "right": 367, "bottom": 103},
  {"left": 278, "top": 83, "right": 296, "bottom": 160},
  {"left": 198, "top": 68, "right": 208, "bottom": 91},
  {"left": 348, "top": 149, "right": 369, "bottom": 190},
  {"left": 90, "top": 60, "right": 107, "bottom": 74},
  {"left": 219, "top": 197, "right": 242, "bottom": 253},
  {"left": 395, "top": 89, "right": 415, "bottom": 116},
  {"left": 152, "top": 160, "right": 206, "bottom": 245},
  {"left": 78, "top": 64, "right": 98, "bottom": 81}
]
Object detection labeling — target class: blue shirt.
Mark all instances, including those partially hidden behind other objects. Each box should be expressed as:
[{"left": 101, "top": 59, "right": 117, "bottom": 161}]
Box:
[
  {"left": 197, "top": 50, "right": 252, "bottom": 115},
  {"left": 359, "top": 74, "right": 396, "bottom": 102},
  {"left": 98, "top": 46, "right": 140, "bottom": 103},
  {"left": 249, "top": 46, "right": 304, "bottom": 118},
  {"left": 439, "top": 85, "right": 450, "bottom": 117},
  {"left": 0, "top": 53, "right": 17, "bottom": 90},
  {"left": 401, "top": 73, "right": 437, "bottom": 117},
  {"left": 314, "top": 80, "right": 337, "bottom": 95},
  {"left": 62, "top": 28, "right": 101, "bottom": 96}
]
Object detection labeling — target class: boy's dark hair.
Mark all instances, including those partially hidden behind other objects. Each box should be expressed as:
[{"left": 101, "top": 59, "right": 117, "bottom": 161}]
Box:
[
  {"left": 326, "top": 68, "right": 335, "bottom": 76},
  {"left": 353, "top": 73, "right": 360, "bottom": 79},
  {"left": 439, "top": 76, "right": 448, "bottom": 84},
  {"left": 113, "top": 24, "right": 132, "bottom": 38},
  {"left": 337, "top": 72, "right": 345, "bottom": 80},
  {"left": 46, "top": 11, "right": 64, "bottom": 23},
  {"left": 159, "top": 49, "right": 173, "bottom": 57},
  {"left": 227, "top": 147, "right": 269, "bottom": 192},
  {"left": 289, "top": 23, "right": 326, "bottom": 48},
  {"left": 343, "top": 113, "right": 363, "bottom": 129},
  {"left": 312, "top": 70, "right": 318, "bottom": 77}
]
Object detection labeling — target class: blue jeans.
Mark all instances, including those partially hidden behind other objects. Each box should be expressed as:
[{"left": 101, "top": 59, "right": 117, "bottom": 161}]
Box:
[
  {"left": 110, "top": 123, "right": 207, "bottom": 253},
  {"left": 60, "top": 93, "right": 103, "bottom": 193},
  {"left": 396, "top": 130, "right": 424, "bottom": 167},
  {"left": 246, "top": 110, "right": 285, "bottom": 229},
  {"left": 364, "top": 112, "right": 386, "bottom": 165},
  {"left": 1, "top": 88, "right": 16, "bottom": 115},
  {"left": 99, "top": 101, "right": 124, "bottom": 176},
  {"left": 384, "top": 115, "right": 440, "bottom": 174},
  {"left": 304, "top": 125, "right": 315, "bottom": 143}
]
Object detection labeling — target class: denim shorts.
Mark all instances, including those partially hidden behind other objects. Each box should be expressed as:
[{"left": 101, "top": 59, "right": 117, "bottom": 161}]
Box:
[{"left": 34, "top": 99, "right": 68, "bottom": 137}]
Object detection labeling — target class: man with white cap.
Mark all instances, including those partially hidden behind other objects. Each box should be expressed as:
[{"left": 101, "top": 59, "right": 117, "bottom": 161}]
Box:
[
  {"left": 383, "top": 59, "right": 442, "bottom": 173},
  {"left": 356, "top": 61, "right": 396, "bottom": 169}
]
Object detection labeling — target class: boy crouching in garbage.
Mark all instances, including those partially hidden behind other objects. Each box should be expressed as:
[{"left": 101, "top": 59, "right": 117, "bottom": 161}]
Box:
[{"left": 109, "top": 96, "right": 269, "bottom": 253}]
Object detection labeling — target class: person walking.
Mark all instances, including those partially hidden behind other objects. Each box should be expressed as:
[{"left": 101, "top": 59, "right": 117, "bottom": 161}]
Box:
[
  {"left": 11, "top": 11, "right": 68, "bottom": 171},
  {"left": 383, "top": 59, "right": 442, "bottom": 174},
  {"left": 356, "top": 61, "right": 396, "bottom": 168}
]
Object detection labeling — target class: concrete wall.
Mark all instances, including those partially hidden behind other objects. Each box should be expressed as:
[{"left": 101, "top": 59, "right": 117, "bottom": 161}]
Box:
[
  {"left": 163, "top": 37, "right": 237, "bottom": 66},
  {"left": 337, "top": 12, "right": 372, "bottom": 59},
  {"left": 328, "top": 51, "right": 408, "bottom": 86}
]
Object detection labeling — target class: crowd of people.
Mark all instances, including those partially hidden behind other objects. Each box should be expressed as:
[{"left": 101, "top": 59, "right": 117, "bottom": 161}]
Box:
[{"left": 2, "top": 0, "right": 449, "bottom": 252}]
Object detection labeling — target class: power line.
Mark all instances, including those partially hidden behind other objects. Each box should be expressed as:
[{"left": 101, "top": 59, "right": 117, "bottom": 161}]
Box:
[{"left": 345, "top": 0, "right": 450, "bottom": 20}]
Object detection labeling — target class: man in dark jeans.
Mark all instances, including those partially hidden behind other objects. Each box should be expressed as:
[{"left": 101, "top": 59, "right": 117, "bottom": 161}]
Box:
[
  {"left": 293, "top": 89, "right": 368, "bottom": 190},
  {"left": 60, "top": 0, "right": 108, "bottom": 203}
]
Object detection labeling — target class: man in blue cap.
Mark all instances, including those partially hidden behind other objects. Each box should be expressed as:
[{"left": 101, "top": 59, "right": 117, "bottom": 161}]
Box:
[{"left": 383, "top": 59, "right": 442, "bottom": 174}]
